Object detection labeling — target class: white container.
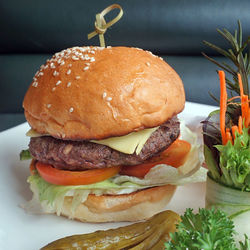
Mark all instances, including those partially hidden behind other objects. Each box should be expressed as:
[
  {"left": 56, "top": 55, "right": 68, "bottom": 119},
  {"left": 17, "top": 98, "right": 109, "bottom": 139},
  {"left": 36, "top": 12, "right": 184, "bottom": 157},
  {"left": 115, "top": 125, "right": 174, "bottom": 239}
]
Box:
[{"left": 206, "top": 174, "right": 250, "bottom": 242}]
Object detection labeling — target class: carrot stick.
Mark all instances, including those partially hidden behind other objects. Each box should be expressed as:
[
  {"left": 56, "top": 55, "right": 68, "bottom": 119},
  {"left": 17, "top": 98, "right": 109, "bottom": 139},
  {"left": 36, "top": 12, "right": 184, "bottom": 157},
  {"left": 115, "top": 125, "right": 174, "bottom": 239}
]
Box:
[
  {"left": 238, "top": 116, "right": 243, "bottom": 134},
  {"left": 231, "top": 126, "right": 239, "bottom": 139},
  {"left": 226, "top": 131, "right": 233, "bottom": 144},
  {"left": 227, "top": 96, "right": 240, "bottom": 102},
  {"left": 237, "top": 73, "right": 244, "bottom": 96},
  {"left": 241, "top": 95, "right": 249, "bottom": 125},
  {"left": 237, "top": 73, "right": 249, "bottom": 126},
  {"left": 246, "top": 109, "right": 250, "bottom": 127},
  {"left": 219, "top": 71, "right": 227, "bottom": 145}
]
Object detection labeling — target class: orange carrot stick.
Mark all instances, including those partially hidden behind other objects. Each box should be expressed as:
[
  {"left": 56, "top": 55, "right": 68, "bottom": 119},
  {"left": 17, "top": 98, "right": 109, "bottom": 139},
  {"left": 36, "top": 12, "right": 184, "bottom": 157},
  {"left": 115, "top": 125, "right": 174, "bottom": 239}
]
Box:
[
  {"left": 238, "top": 116, "right": 243, "bottom": 134},
  {"left": 231, "top": 125, "right": 239, "bottom": 139},
  {"left": 238, "top": 73, "right": 244, "bottom": 97},
  {"left": 242, "top": 95, "right": 248, "bottom": 122},
  {"left": 246, "top": 109, "right": 250, "bottom": 127},
  {"left": 227, "top": 96, "right": 241, "bottom": 102},
  {"left": 237, "top": 73, "right": 249, "bottom": 125},
  {"left": 226, "top": 131, "right": 233, "bottom": 144},
  {"left": 219, "top": 71, "right": 227, "bottom": 145}
]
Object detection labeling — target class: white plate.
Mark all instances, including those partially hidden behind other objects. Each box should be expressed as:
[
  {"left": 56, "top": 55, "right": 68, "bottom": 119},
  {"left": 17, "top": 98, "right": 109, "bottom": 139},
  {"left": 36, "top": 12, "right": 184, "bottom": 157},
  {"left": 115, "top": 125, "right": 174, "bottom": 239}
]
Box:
[{"left": 0, "top": 101, "right": 216, "bottom": 250}]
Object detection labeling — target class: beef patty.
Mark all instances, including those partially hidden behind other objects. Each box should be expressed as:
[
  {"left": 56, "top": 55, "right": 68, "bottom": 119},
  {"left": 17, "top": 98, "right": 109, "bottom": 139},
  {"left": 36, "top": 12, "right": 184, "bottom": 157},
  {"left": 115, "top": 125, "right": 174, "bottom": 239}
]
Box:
[{"left": 29, "top": 117, "right": 180, "bottom": 170}]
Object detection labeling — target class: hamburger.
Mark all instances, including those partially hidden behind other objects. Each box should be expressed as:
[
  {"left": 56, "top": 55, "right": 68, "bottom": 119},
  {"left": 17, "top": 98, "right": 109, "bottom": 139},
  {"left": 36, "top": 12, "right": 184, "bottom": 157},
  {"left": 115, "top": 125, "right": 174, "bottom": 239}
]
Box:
[{"left": 21, "top": 46, "right": 205, "bottom": 222}]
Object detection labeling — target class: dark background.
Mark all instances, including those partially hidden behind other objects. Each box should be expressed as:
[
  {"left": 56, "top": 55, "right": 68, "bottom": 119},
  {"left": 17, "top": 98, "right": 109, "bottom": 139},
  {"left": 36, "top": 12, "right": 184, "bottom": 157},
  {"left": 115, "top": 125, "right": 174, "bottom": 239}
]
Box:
[{"left": 1, "top": 0, "right": 250, "bottom": 131}]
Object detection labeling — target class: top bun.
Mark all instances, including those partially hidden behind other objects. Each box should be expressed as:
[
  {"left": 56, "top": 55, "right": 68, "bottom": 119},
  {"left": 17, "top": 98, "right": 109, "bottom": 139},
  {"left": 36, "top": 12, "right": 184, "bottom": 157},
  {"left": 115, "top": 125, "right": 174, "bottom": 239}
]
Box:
[{"left": 23, "top": 46, "right": 185, "bottom": 140}]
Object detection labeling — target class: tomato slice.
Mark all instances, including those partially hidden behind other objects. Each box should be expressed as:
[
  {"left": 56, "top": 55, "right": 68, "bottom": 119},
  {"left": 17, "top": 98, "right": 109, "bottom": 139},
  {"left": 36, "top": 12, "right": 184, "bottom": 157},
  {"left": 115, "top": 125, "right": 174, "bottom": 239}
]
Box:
[
  {"left": 36, "top": 162, "right": 121, "bottom": 186},
  {"left": 120, "top": 139, "right": 191, "bottom": 178},
  {"left": 162, "top": 139, "right": 191, "bottom": 167},
  {"left": 29, "top": 159, "right": 36, "bottom": 175}
]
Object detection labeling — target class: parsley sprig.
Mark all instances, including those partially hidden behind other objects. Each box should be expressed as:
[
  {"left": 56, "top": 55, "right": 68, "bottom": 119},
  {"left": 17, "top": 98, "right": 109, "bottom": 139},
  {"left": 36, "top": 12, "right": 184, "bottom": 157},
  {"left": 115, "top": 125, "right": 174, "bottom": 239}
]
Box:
[{"left": 165, "top": 208, "right": 250, "bottom": 250}]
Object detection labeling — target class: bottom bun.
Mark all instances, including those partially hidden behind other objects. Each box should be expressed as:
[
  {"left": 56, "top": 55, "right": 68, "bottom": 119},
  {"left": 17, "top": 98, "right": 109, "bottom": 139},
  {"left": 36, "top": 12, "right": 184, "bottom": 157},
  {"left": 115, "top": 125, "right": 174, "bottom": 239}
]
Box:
[{"left": 61, "top": 185, "right": 177, "bottom": 222}]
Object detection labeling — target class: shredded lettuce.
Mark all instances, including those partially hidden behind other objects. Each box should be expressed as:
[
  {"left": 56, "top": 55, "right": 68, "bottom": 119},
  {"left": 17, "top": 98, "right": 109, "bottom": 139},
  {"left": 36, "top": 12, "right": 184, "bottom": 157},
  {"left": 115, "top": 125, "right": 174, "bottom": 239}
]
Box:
[{"left": 26, "top": 173, "right": 150, "bottom": 217}]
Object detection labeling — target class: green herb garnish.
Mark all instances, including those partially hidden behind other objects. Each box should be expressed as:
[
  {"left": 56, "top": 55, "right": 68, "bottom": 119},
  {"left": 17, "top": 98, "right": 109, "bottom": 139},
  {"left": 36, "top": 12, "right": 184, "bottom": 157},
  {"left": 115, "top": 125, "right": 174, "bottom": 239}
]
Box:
[
  {"left": 165, "top": 208, "right": 250, "bottom": 250},
  {"left": 202, "top": 20, "right": 250, "bottom": 100}
]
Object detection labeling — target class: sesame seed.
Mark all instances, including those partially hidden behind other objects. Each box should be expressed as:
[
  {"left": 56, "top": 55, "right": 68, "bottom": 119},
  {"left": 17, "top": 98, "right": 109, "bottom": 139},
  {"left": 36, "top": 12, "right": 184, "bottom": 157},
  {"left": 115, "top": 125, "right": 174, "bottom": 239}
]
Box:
[
  {"left": 47, "top": 104, "right": 51, "bottom": 108},
  {"left": 72, "top": 56, "right": 79, "bottom": 61},
  {"left": 107, "top": 97, "right": 112, "bottom": 101},
  {"left": 83, "top": 66, "right": 89, "bottom": 71},
  {"left": 38, "top": 72, "right": 44, "bottom": 76},
  {"left": 68, "top": 64, "right": 72, "bottom": 67},
  {"left": 69, "top": 107, "right": 74, "bottom": 113},
  {"left": 75, "top": 76, "right": 80, "bottom": 80},
  {"left": 50, "top": 63, "right": 56, "bottom": 68},
  {"left": 67, "top": 82, "right": 71, "bottom": 87},
  {"left": 85, "top": 62, "right": 90, "bottom": 66},
  {"left": 62, "top": 133, "right": 66, "bottom": 138},
  {"left": 90, "top": 51, "right": 95, "bottom": 54},
  {"left": 32, "top": 82, "right": 38, "bottom": 87},
  {"left": 103, "top": 92, "right": 107, "bottom": 98},
  {"left": 146, "top": 62, "right": 150, "bottom": 66},
  {"left": 56, "top": 80, "right": 62, "bottom": 86},
  {"left": 44, "top": 65, "right": 48, "bottom": 69},
  {"left": 52, "top": 87, "right": 56, "bottom": 91},
  {"left": 90, "top": 57, "right": 95, "bottom": 62},
  {"left": 66, "top": 69, "right": 71, "bottom": 75},
  {"left": 53, "top": 71, "right": 59, "bottom": 76},
  {"left": 60, "top": 61, "right": 65, "bottom": 65}
]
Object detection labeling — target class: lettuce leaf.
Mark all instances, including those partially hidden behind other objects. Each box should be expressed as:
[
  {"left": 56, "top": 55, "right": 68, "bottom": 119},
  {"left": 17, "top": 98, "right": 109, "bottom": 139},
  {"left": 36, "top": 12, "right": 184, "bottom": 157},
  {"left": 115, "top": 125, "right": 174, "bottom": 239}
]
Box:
[
  {"left": 20, "top": 149, "right": 32, "bottom": 160},
  {"left": 215, "top": 126, "right": 250, "bottom": 191},
  {"left": 25, "top": 173, "right": 148, "bottom": 217}
]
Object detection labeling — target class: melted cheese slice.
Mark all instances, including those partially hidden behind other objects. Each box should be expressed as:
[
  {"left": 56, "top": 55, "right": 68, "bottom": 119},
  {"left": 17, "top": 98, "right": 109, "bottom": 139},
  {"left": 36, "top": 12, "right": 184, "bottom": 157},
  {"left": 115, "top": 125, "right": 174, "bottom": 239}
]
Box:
[
  {"left": 91, "top": 127, "right": 158, "bottom": 155},
  {"left": 26, "top": 129, "right": 49, "bottom": 137},
  {"left": 26, "top": 127, "right": 158, "bottom": 155}
]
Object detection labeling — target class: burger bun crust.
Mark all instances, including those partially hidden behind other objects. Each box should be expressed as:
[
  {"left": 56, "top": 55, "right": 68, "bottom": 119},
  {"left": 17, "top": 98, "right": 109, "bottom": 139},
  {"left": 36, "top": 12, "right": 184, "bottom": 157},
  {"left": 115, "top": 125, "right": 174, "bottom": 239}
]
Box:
[
  {"left": 47, "top": 185, "right": 176, "bottom": 222},
  {"left": 23, "top": 46, "right": 185, "bottom": 140}
]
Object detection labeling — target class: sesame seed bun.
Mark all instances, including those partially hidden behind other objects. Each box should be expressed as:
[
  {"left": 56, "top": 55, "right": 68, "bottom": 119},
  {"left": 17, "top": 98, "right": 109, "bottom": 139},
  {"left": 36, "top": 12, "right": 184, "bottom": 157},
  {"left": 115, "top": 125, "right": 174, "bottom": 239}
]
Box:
[{"left": 23, "top": 46, "right": 185, "bottom": 140}]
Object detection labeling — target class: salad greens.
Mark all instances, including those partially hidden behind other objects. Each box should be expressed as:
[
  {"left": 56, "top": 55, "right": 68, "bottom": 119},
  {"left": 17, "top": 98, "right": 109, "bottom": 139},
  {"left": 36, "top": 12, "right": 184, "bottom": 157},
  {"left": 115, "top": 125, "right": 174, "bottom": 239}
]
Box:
[
  {"left": 215, "top": 126, "right": 250, "bottom": 191},
  {"left": 204, "top": 118, "right": 250, "bottom": 191},
  {"left": 165, "top": 208, "right": 250, "bottom": 250},
  {"left": 203, "top": 108, "right": 250, "bottom": 191},
  {"left": 202, "top": 21, "right": 250, "bottom": 191}
]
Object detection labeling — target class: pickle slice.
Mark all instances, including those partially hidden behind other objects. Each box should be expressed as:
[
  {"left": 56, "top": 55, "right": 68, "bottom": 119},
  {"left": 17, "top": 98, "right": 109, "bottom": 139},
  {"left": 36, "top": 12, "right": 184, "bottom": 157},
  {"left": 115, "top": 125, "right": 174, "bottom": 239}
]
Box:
[{"left": 41, "top": 210, "right": 180, "bottom": 250}]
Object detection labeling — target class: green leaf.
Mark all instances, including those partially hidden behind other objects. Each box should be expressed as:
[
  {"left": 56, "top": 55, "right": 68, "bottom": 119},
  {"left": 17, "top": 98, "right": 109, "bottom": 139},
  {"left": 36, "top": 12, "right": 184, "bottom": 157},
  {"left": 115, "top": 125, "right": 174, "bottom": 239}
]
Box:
[
  {"left": 165, "top": 208, "right": 238, "bottom": 250},
  {"left": 215, "top": 127, "right": 250, "bottom": 191},
  {"left": 204, "top": 145, "right": 220, "bottom": 180},
  {"left": 239, "top": 235, "right": 250, "bottom": 250},
  {"left": 20, "top": 149, "right": 32, "bottom": 160}
]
